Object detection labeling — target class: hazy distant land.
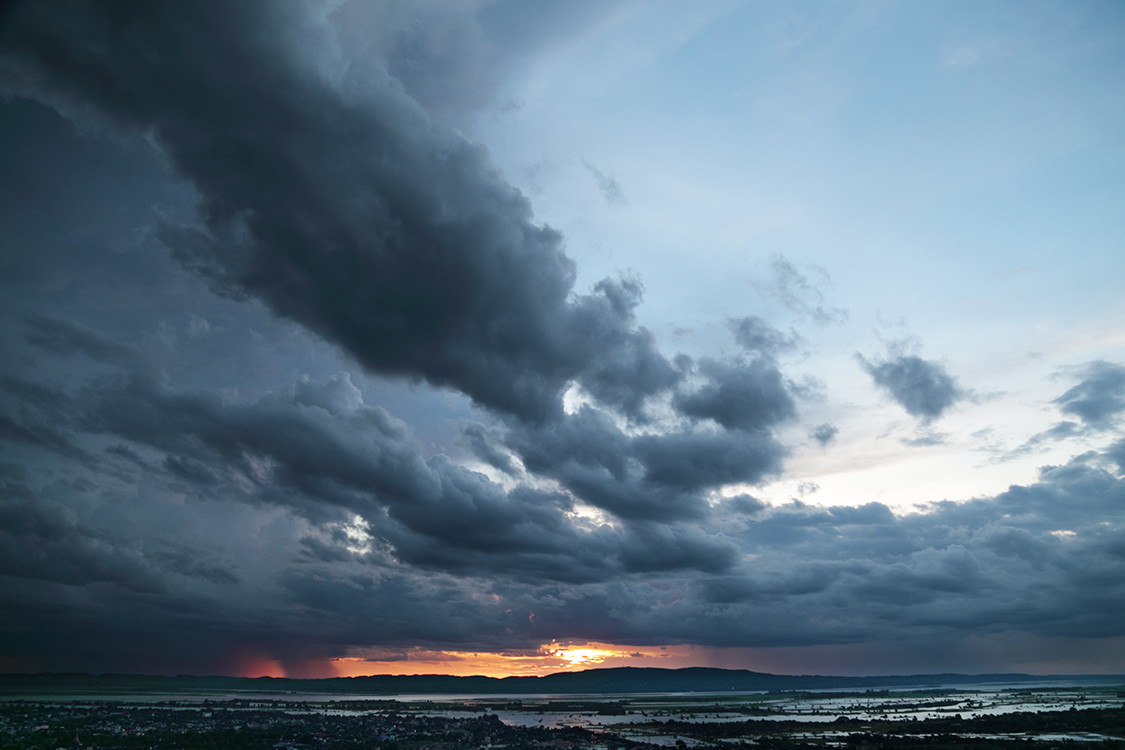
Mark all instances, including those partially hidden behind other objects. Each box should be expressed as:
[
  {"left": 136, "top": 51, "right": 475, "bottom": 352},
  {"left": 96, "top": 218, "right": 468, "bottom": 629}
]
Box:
[
  {"left": 3, "top": 666, "right": 1123, "bottom": 697},
  {"left": 3, "top": 671, "right": 1124, "bottom": 749}
]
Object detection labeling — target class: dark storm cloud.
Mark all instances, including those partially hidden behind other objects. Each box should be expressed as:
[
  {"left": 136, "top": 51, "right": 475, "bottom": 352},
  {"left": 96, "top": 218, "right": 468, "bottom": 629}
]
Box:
[
  {"left": 21, "top": 315, "right": 142, "bottom": 368},
  {"left": 506, "top": 403, "right": 787, "bottom": 522},
  {"left": 1105, "top": 437, "right": 1125, "bottom": 473},
  {"left": 2, "top": 0, "right": 1122, "bottom": 677},
  {"left": 0, "top": 408, "right": 84, "bottom": 462},
  {"left": 4, "top": 353, "right": 1125, "bottom": 665},
  {"left": 0, "top": 375, "right": 93, "bottom": 463},
  {"left": 0, "top": 0, "right": 680, "bottom": 425},
  {"left": 673, "top": 358, "right": 796, "bottom": 432},
  {"left": 0, "top": 96, "right": 188, "bottom": 306},
  {"left": 1, "top": 340, "right": 736, "bottom": 583},
  {"left": 859, "top": 353, "right": 964, "bottom": 422},
  {"left": 0, "top": 0, "right": 795, "bottom": 669},
  {"left": 618, "top": 455, "right": 1125, "bottom": 647},
  {"left": 722, "top": 494, "right": 767, "bottom": 516},
  {"left": 633, "top": 429, "right": 785, "bottom": 491},
  {"left": 0, "top": 476, "right": 241, "bottom": 595},
  {"left": 1053, "top": 360, "right": 1125, "bottom": 429},
  {"left": 0, "top": 488, "right": 159, "bottom": 592},
  {"left": 282, "top": 450, "right": 1125, "bottom": 650},
  {"left": 567, "top": 277, "right": 684, "bottom": 422},
  {"left": 0, "top": 0, "right": 779, "bottom": 534},
  {"left": 457, "top": 422, "right": 517, "bottom": 474}
]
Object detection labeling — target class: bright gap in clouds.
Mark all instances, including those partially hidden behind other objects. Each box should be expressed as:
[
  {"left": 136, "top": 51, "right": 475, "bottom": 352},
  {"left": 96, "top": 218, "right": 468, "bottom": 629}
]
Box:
[
  {"left": 327, "top": 643, "right": 646, "bottom": 678},
  {"left": 292, "top": 636, "right": 1125, "bottom": 679},
  {"left": 473, "top": 0, "right": 1125, "bottom": 515}
]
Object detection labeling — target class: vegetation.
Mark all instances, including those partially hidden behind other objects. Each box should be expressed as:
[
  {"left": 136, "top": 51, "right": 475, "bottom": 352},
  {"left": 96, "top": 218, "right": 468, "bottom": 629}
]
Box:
[{"left": 1, "top": 698, "right": 1123, "bottom": 750}]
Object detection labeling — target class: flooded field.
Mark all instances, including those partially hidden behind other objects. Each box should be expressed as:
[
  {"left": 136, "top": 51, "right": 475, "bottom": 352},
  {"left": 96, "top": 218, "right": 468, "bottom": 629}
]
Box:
[
  {"left": 389, "top": 684, "right": 1125, "bottom": 745},
  {"left": 5, "top": 680, "right": 1124, "bottom": 747}
]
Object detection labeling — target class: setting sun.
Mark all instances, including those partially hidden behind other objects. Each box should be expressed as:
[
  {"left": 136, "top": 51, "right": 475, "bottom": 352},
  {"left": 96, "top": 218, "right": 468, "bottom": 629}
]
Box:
[
  {"left": 317, "top": 642, "right": 702, "bottom": 679},
  {"left": 547, "top": 646, "right": 623, "bottom": 668}
]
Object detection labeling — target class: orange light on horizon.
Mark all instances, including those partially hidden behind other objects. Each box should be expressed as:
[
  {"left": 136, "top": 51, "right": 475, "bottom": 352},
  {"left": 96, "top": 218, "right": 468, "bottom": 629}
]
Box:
[
  {"left": 234, "top": 656, "right": 287, "bottom": 678},
  {"left": 544, "top": 645, "right": 623, "bottom": 668},
  {"left": 324, "top": 642, "right": 699, "bottom": 679}
]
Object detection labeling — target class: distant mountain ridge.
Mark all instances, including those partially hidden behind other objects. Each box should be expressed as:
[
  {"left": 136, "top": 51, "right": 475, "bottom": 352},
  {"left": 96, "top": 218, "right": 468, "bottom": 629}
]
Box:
[{"left": 2, "top": 667, "right": 1122, "bottom": 696}]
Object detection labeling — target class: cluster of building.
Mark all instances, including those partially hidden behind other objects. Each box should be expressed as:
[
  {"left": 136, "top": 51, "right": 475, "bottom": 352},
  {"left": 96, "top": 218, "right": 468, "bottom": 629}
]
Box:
[{"left": 0, "top": 699, "right": 641, "bottom": 750}]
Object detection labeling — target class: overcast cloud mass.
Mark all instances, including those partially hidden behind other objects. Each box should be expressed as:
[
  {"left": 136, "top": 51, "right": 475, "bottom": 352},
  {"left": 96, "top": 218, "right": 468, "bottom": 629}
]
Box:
[{"left": 1, "top": 0, "right": 1124, "bottom": 677}]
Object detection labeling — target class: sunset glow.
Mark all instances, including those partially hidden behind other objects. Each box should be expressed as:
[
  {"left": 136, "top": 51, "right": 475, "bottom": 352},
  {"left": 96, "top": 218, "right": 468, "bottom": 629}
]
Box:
[
  {"left": 244, "top": 635, "right": 1125, "bottom": 679},
  {"left": 324, "top": 643, "right": 680, "bottom": 678},
  {"left": 548, "top": 647, "right": 623, "bottom": 668},
  {"left": 234, "top": 657, "right": 287, "bottom": 679}
]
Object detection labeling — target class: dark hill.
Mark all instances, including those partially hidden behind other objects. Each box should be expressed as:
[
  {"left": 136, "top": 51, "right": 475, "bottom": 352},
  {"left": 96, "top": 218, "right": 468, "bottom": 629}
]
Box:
[{"left": 2, "top": 667, "right": 1122, "bottom": 697}]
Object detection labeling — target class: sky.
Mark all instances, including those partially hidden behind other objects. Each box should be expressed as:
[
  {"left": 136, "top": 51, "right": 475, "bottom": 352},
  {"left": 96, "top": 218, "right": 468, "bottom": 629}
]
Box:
[{"left": 0, "top": 0, "right": 1123, "bottom": 679}]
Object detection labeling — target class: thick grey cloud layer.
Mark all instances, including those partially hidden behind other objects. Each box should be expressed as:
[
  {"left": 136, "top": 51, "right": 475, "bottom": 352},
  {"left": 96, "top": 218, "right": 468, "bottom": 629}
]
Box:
[
  {"left": 1, "top": 352, "right": 742, "bottom": 583},
  {"left": 0, "top": 0, "right": 1122, "bottom": 676},
  {"left": 0, "top": 0, "right": 671, "bottom": 425},
  {"left": 4, "top": 360, "right": 1123, "bottom": 673}
]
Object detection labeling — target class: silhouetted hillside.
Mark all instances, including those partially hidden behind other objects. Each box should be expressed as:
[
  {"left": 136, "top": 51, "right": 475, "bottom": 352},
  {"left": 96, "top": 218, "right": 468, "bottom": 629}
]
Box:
[{"left": 2, "top": 667, "right": 1122, "bottom": 697}]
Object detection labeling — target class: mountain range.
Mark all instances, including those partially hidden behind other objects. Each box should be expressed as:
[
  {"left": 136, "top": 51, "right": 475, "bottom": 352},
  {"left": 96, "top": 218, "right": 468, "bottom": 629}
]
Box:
[{"left": 2, "top": 667, "right": 1122, "bottom": 696}]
